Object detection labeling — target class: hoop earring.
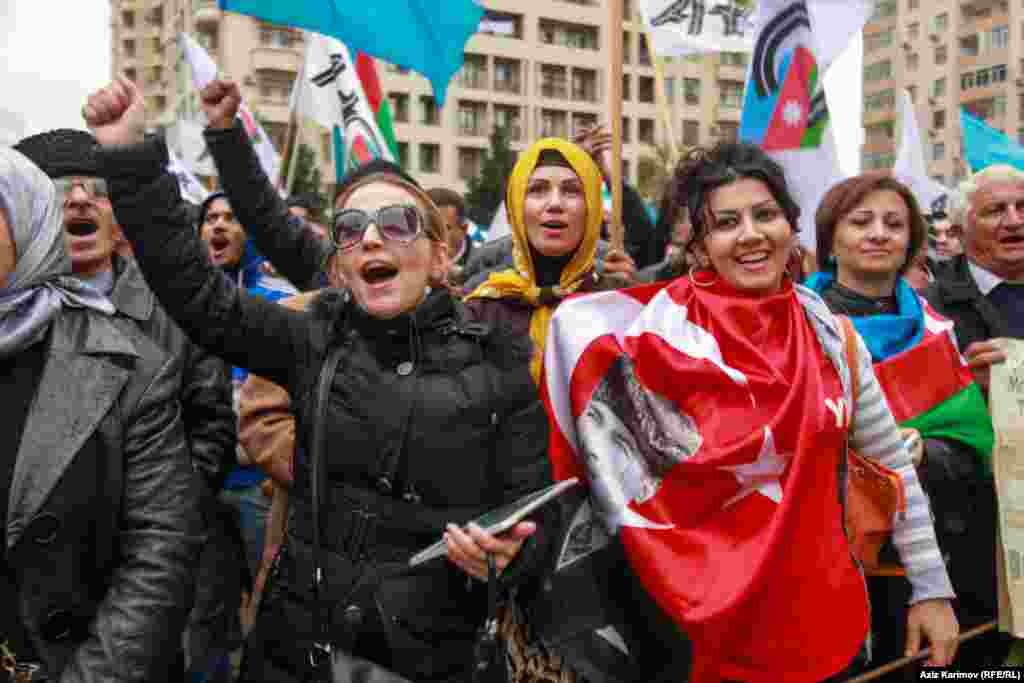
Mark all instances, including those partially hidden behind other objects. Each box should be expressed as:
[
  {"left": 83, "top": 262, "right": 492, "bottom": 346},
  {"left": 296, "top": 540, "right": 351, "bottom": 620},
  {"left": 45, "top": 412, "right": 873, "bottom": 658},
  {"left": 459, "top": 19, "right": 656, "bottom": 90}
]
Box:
[{"left": 689, "top": 268, "right": 718, "bottom": 288}]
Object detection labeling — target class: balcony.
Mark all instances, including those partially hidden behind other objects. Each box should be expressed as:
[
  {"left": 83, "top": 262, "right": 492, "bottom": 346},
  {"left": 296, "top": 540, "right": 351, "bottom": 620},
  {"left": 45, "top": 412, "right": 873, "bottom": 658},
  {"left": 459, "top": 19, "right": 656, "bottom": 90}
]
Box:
[
  {"left": 251, "top": 47, "right": 301, "bottom": 74},
  {"left": 540, "top": 84, "right": 568, "bottom": 100},
  {"left": 494, "top": 79, "right": 521, "bottom": 95},
  {"left": 194, "top": 0, "right": 221, "bottom": 25}
]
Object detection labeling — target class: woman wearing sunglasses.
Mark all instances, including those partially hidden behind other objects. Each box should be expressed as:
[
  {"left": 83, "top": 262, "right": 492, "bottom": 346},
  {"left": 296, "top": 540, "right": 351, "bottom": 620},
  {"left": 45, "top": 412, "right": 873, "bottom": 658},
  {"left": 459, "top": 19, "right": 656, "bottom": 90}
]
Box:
[{"left": 83, "top": 77, "right": 556, "bottom": 683}]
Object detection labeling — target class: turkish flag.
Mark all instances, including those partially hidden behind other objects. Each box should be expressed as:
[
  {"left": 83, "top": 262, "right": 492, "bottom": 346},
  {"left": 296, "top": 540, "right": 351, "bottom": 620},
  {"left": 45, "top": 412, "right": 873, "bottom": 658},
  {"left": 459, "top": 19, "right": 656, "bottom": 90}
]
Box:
[{"left": 543, "top": 278, "right": 869, "bottom": 682}]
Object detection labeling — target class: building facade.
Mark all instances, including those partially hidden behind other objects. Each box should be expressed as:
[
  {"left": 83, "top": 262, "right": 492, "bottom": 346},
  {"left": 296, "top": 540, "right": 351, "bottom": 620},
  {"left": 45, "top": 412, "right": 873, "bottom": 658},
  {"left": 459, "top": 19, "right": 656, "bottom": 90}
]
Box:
[
  {"left": 110, "top": 0, "right": 747, "bottom": 198},
  {"left": 861, "top": 0, "right": 1022, "bottom": 187}
]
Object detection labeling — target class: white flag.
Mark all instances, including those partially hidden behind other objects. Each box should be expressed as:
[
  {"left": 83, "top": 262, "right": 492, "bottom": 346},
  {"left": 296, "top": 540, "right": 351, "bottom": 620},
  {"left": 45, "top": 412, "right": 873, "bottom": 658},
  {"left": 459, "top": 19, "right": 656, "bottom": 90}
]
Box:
[
  {"left": 167, "top": 145, "right": 209, "bottom": 206},
  {"left": 300, "top": 33, "right": 395, "bottom": 175},
  {"left": 640, "top": 0, "right": 758, "bottom": 57},
  {"left": 739, "top": 0, "right": 871, "bottom": 250},
  {"left": 179, "top": 33, "right": 282, "bottom": 186},
  {"left": 892, "top": 89, "right": 949, "bottom": 211},
  {"left": 487, "top": 202, "right": 512, "bottom": 243}
]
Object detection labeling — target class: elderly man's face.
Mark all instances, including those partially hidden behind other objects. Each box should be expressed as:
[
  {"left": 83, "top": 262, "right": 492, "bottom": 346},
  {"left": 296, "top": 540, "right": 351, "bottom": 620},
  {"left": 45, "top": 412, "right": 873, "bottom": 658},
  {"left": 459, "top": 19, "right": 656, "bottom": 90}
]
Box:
[{"left": 967, "top": 180, "right": 1024, "bottom": 278}]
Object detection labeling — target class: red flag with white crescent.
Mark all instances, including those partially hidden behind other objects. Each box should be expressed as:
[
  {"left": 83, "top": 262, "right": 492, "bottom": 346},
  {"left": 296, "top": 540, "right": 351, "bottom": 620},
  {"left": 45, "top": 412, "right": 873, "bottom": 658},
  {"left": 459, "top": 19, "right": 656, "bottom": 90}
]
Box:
[{"left": 542, "top": 277, "right": 869, "bottom": 682}]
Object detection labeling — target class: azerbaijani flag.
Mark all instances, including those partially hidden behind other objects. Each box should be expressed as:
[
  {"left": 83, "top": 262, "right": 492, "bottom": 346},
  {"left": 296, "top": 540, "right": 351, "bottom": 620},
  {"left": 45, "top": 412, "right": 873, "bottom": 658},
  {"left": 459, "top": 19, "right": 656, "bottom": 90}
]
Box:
[
  {"left": 806, "top": 272, "right": 994, "bottom": 470},
  {"left": 542, "top": 278, "right": 869, "bottom": 682},
  {"left": 354, "top": 52, "right": 399, "bottom": 161}
]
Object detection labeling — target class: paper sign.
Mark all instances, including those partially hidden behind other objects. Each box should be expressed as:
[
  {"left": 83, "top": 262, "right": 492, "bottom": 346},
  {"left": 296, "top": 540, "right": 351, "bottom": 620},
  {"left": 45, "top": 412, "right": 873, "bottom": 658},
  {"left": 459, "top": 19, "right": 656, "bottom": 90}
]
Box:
[{"left": 991, "top": 338, "right": 1024, "bottom": 635}]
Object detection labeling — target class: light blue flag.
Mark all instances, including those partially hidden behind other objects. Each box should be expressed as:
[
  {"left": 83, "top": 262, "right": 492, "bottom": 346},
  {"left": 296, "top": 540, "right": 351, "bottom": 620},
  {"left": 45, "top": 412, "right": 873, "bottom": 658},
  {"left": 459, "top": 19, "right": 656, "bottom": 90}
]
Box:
[
  {"left": 961, "top": 108, "right": 1024, "bottom": 173},
  {"left": 217, "top": 0, "right": 484, "bottom": 106}
]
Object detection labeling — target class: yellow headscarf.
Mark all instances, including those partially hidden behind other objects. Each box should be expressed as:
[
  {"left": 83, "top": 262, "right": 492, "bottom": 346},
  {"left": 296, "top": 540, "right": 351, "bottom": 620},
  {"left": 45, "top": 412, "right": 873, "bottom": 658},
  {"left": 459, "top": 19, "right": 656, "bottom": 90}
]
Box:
[{"left": 465, "top": 138, "right": 603, "bottom": 383}]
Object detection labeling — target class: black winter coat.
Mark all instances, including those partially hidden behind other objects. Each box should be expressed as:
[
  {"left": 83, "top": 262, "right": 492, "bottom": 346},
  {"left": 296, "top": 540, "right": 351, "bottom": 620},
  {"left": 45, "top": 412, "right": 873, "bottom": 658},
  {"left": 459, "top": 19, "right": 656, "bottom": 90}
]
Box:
[
  {"left": 925, "top": 254, "right": 1014, "bottom": 352},
  {"left": 102, "top": 136, "right": 554, "bottom": 682},
  {"left": 109, "top": 253, "right": 236, "bottom": 492},
  {"left": 6, "top": 308, "right": 203, "bottom": 681}
]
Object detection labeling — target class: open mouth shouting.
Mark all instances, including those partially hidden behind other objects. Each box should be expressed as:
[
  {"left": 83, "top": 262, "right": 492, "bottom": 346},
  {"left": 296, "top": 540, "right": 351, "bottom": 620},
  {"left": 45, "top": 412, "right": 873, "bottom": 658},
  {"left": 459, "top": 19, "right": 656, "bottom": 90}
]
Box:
[
  {"left": 65, "top": 219, "right": 99, "bottom": 237},
  {"left": 207, "top": 233, "right": 235, "bottom": 265},
  {"left": 359, "top": 259, "right": 400, "bottom": 287}
]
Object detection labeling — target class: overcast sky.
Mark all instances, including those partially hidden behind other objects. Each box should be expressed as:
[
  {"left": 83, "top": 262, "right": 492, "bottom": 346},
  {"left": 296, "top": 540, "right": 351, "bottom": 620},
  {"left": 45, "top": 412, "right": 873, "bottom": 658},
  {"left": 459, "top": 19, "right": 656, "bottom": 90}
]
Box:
[{"left": 0, "top": 0, "right": 862, "bottom": 171}]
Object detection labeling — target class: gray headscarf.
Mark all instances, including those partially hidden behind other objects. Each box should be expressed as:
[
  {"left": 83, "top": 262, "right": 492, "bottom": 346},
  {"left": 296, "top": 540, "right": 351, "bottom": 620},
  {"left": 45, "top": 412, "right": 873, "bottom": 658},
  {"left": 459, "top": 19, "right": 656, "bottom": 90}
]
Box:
[{"left": 0, "top": 147, "right": 114, "bottom": 358}]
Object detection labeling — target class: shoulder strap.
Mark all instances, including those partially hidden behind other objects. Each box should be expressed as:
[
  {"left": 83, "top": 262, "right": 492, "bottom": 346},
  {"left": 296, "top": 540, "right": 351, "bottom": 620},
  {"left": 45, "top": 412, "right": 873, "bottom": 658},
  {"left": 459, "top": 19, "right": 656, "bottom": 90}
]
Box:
[
  {"left": 837, "top": 315, "right": 860, "bottom": 422},
  {"left": 310, "top": 344, "right": 346, "bottom": 662}
]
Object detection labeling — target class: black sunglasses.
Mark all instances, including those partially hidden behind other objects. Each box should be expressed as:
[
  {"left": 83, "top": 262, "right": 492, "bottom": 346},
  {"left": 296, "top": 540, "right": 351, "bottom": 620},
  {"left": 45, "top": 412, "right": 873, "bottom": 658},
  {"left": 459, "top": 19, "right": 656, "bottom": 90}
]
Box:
[
  {"left": 332, "top": 205, "right": 424, "bottom": 252},
  {"left": 54, "top": 177, "right": 109, "bottom": 202}
]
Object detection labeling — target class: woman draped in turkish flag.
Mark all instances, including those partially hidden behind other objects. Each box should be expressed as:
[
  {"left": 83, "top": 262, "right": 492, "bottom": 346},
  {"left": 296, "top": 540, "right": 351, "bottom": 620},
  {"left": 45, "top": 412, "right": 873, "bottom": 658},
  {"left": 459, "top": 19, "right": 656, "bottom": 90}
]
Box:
[{"left": 542, "top": 143, "right": 959, "bottom": 682}]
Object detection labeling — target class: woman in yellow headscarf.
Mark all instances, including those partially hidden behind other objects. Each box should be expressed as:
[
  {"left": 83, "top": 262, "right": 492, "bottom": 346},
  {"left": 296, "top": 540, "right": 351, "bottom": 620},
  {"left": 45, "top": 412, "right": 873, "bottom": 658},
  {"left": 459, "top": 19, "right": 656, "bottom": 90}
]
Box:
[{"left": 465, "top": 138, "right": 605, "bottom": 383}]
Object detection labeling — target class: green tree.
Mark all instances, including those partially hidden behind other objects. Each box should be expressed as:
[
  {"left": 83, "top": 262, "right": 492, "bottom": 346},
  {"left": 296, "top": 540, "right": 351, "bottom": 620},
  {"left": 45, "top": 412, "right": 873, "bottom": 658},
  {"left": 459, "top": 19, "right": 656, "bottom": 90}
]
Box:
[
  {"left": 465, "top": 125, "right": 517, "bottom": 227},
  {"left": 285, "top": 143, "right": 323, "bottom": 198}
]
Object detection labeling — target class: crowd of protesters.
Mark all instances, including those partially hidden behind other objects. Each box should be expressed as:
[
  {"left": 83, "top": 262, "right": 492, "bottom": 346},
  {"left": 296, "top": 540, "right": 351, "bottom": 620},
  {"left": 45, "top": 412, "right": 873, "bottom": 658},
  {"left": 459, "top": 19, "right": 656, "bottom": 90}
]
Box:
[{"left": 0, "top": 73, "right": 1020, "bottom": 683}]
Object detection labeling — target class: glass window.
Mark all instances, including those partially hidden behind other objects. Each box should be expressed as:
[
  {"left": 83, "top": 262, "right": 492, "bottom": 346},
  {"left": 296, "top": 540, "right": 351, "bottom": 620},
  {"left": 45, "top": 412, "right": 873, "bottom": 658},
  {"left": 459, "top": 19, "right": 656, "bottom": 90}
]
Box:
[
  {"left": 934, "top": 45, "right": 947, "bottom": 65},
  {"left": 419, "top": 144, "right": 440, "bottom": 173},
  {"left": 683, "top": 78, "right": 700, "bottom": 105},
  {"left": 933, "top": 142, "right": 945, "bottom": 161},
  {"left": 719, "top": 81, "right": 743, "bottom": 108},
  {"left": 683, "top": 120, "right": 699, "bottom": 146}
]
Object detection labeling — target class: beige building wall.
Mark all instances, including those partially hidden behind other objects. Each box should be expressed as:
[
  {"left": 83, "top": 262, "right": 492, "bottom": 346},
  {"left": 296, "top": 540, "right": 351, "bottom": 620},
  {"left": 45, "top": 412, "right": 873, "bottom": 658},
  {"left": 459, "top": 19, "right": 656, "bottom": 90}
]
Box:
[
  {"left": 110, "top": 0, "right": 746, "bottom": 201},
  {"left": 862, "top": 0, "right": 1021, "bottom": 189}
]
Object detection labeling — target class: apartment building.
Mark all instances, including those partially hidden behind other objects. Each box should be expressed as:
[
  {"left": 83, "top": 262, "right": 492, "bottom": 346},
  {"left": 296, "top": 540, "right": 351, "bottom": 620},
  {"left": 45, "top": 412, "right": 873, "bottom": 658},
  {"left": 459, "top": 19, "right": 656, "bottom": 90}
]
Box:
[
  {"left": 110, "top": 0, "right": 746, "bottom": 196},
  {"left": 862, "top": 0, "right": 1023, "bottom": 187}
]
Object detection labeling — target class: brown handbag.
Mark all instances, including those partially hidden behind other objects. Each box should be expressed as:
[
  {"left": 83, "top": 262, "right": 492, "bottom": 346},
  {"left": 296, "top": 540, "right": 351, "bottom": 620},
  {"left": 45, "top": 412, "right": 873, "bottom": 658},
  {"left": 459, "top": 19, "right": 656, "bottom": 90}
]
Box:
[{"left": 838, "top": 316, "right": 907, "bottom": 573}]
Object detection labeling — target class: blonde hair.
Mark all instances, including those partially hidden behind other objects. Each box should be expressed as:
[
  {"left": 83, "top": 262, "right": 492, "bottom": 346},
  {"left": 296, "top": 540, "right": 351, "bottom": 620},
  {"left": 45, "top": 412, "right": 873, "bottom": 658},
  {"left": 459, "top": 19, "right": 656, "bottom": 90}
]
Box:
[{"left": 955, "top": 164, "right": 1024, "bottom": 229}]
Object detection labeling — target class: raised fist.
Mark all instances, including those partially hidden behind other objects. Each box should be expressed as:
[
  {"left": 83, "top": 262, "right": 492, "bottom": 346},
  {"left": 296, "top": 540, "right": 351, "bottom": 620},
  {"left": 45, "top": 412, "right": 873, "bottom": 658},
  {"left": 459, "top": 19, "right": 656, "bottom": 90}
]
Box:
[
  {"left": 82, "top": 77, "right": 146, "bottom": 147},
  {"left": 200, "top": 79, "right": 242, "bottom": 130}
]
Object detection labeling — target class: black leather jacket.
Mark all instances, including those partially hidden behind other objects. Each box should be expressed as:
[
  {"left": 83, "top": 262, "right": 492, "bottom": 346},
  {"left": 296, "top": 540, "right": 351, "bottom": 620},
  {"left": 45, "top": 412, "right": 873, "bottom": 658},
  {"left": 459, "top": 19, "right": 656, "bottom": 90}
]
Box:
[
  {"left": 109, "top": 253, "right": 236, "bottom": 492},
  {"left": 6, "top": 308, "right": 203, "bottom": 681}
]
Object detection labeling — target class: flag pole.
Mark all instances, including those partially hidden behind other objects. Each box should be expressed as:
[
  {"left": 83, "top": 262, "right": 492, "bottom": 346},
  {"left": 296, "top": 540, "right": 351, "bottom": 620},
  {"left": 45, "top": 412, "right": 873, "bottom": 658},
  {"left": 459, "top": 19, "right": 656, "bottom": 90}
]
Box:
[
  {"left": 608, "top": 0, "right": 625, "bottom": 253},
  {"left": 639, "top": 17, "right": 680, "bottom": 162},
  {"left": 279, "top": 48, "right": 307, "bottom": 194}
]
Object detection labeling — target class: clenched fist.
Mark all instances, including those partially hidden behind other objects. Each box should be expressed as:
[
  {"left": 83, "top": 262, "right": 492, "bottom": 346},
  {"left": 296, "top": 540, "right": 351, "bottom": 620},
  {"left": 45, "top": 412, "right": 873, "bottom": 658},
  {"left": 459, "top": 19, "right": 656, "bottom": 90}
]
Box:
[
  {"left": 82, "top": 77, "right": 146, "bottom": 147},
  {"left": 200, "top": 79, "right": 242, "bottom": 130}
]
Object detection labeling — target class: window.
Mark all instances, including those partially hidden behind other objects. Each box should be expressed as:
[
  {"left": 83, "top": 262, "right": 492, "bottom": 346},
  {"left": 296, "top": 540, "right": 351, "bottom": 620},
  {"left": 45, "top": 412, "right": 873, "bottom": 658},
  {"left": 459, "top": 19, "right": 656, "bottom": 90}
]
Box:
[
  {"left": 638, "top": 76, "right": 655, "bottom": 103},
  {"left": 260, "top": 26, "right": 296, "bottom": 48},
  {"left": 907, "top": 52, "right": 918, "bottom": 71},
  {"left": 572, "top": 112, "right": 599, "bottom": 138},
  {"left": 396, "top": 141, "right": 409, "bottom": 169},
  {"left": 122, "top": 10, "right": 135, "bottom": 28},
  {"left": 961, "top": 71, "right": 975, "bottom": 90},
  {"left": 865, "top": 89, "right": 896, "bottom": 112},
  {"left": 623, "top": 32, "right": 631, "bottom": 64},
  {"left": 125, "top": 67, "right": 137, "bottom": 82},
  {"left": 257, "top": 69, "right": 294, "bottom": 102},
  {"left": 540, "top": 109, "right": 568, "bottom": 138},
  {"left": 683, "top": 120, "right": 700, "bottom": 146},
  {"left": 908, "top": 0, "right": 919, "bottom": 9},
  {"left": 932, "top": 78, "right": 945, "bottom": 97},
  {"left": 933, "top": 13, "right": 947, "bottom": 33},
  {"left": 639, "top": 34, "right": 651, "bottom": 65},
  {"left": 864, "top": 60, "right": 893, "bottom": 82},
  {"left": 571, "top": 68, "right": 599, "bottom": 102},
  {"left": 197, "top": 30, "right": 218, "bottom": 51},
  {"left": 934, "top": 45, "right": 947, "bottom": 65},
  {"left": 457, "top": 101, "right": 486, "bottom": 136},
  {"left": 865, "top": 121, "right": 895, "bottom": 144},
  {"left": 933, "top": 109, "right": 946, "bottom": 129},
  {"left": 862, "top": 151, "right": 896, "bottom": 169},
  {"left": 419, "top": 144, "right": 440, "bottom": 173},
  {"left": 623, "top": 74, "right": 631, "bottom": 101},
  {"left": 458, "top": 54, "right": 487, "bottom": 89},
  {"left": 990, "top": 25, "right": 1010, "bottom": 50},
  {"left": 717, "top": 122, "right": 739, "bottom": 143},
  {"left": 961, "top": 34, "right": 979, "bottom": 57},
  {"left": 638, "top": 118, "right": 655, "bottom": 144},
  {"left": 719, "top": 80, "right": 743, "bottom": 109},
  {"left": 458, "top": 147, "right": 484, "bottom": 180},
  {"left": 907, "top": 22, "right": 919, "bottom": 40},
  {"left": 933, "top": 142, "right": 945, "bottom": 161},
  {"left": 871, "top": 0, "right": 897, "bottom": 19},
  {"left": 494, "top": 105, "right": 522, "bottom": 140},
  {"left": 993, "top": 64, "right": 1008, "bottom": 83},
  {"left": 622, "top": 160, "right": 631, "bottom": 184},
  {"left": 995, "top": 94, "right": 1008, "bottom": 117},
  {"left": 664, "top": 77, "right": 675, "bottom": 103},
  {"left": 479, "top": 11, "right": 523, "bottom": 39},
  {"left": 976, "top": 67, "right": 991, "bottom": 88},
  {"left": 388, "top": 93, "right": 409, "bottom": 123},
  {"left": 622, "top": 117, "right": 631, "bottom": 143},
  {"left": 123, "top": 39, "right": 136, "bottom": 57},
  {"left": 538, "top": 20, "right": 599, "bottom": 50},
  {"left": 908, "top": 85, "right": 917, "bottom": 102},
  {"left": 721, "top": 52, "right": 747, "bottom": 67},
  {"left": 494, "top": 58, "right": 521, "bottom": 94},
  {"left": 386, "top": 64, "right": 410, "bottom": 75},
  {"left": 866, "top": 28, "right": 895, "bottom": 52},
  {"left": 419, "top": 96, "right": 439, "bottom": 125},
  {"left": 540, "top": 64, "right": 568, "bottom": 99},
  {"left": 683, "top": 78, "right": 700, "bottom": 105}
]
